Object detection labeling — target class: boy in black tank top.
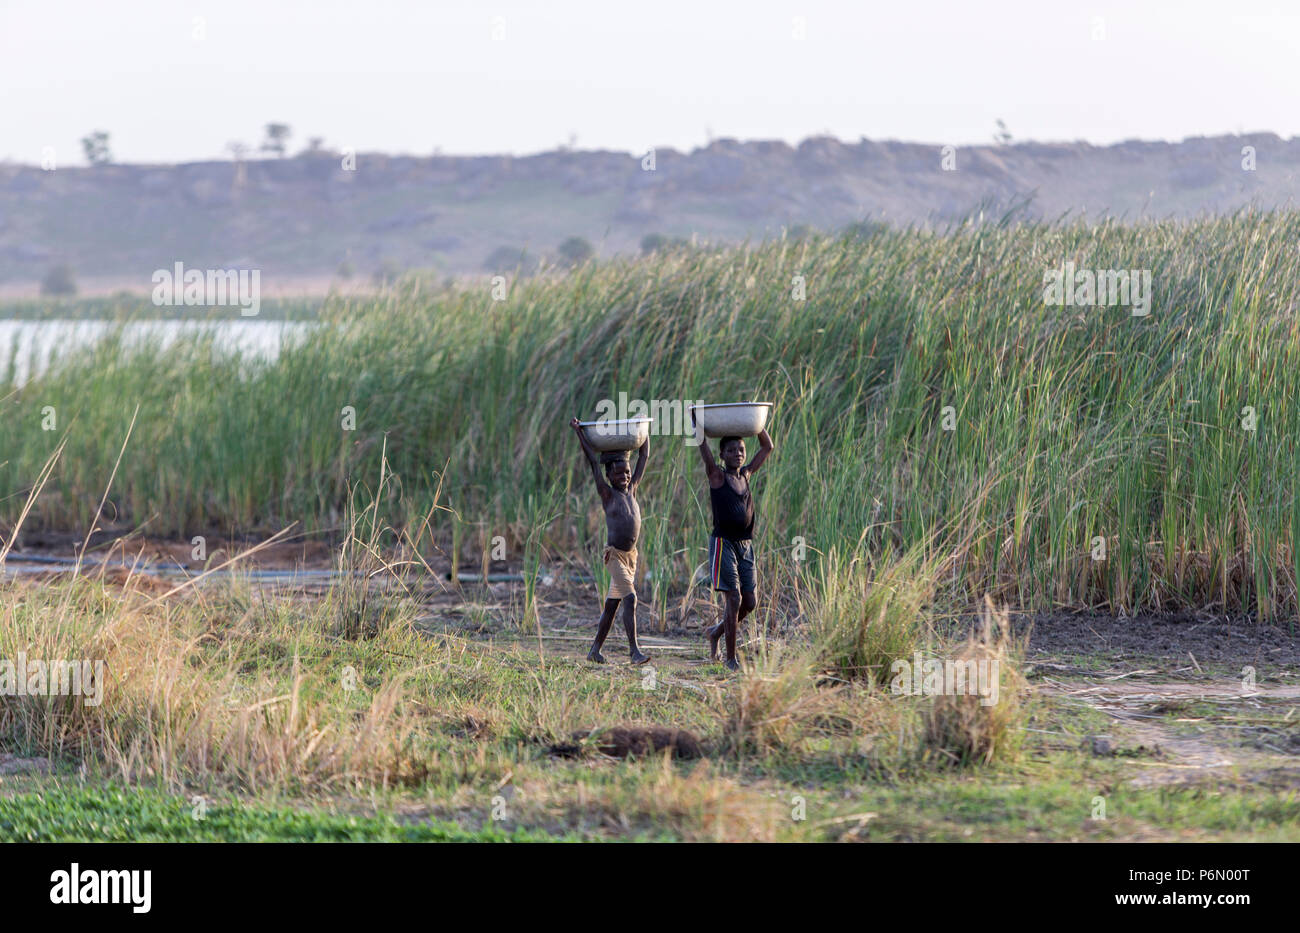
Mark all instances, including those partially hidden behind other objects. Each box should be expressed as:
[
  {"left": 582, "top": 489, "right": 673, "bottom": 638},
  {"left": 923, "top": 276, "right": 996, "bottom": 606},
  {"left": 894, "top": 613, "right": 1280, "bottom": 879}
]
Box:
[{"left": 690, "top": 419, "right": 775, "bottom": 671}]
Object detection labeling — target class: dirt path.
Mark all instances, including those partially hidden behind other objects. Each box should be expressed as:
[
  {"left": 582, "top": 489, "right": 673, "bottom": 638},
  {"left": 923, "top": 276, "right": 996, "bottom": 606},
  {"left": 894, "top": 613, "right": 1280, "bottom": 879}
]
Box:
[
  {"left": 1016, "top": 611, "right": 1300, "bottom": 785},
  {"left": 1036, "top": 677, "right": 1300, "bottom": 787},
  {"left": 1040, "top": 679, "right": 1300, "bottom": 702}
]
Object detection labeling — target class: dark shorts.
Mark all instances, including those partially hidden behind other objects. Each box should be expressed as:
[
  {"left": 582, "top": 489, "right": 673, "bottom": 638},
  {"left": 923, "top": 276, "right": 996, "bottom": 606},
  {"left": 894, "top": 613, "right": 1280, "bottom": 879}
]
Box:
[{"left": 709, "top": 536, "right": 755, "bottom": 593}]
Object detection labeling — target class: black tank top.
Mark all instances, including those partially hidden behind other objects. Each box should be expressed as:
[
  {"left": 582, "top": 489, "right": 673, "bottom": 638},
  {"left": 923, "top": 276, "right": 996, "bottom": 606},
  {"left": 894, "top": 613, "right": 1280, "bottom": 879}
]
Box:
[{"left": 710, "top": 470, "right": 755, "bottom": 541}]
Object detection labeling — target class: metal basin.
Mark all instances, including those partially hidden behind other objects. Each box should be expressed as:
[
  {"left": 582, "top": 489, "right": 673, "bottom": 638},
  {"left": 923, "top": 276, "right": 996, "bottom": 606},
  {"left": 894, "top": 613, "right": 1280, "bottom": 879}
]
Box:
[
  {"left": 687, "top": 402, "right": 773, "bottom": 438},
  {"left": 577, "top": 417, "right": 653, "bottom": 451}
]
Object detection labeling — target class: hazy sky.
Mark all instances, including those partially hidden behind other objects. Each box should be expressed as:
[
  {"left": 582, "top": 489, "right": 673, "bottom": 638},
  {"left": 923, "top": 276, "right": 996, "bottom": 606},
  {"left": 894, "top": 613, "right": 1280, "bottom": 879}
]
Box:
[{"left": 3, "top": 0, "right": 1298, "bottom": 165}]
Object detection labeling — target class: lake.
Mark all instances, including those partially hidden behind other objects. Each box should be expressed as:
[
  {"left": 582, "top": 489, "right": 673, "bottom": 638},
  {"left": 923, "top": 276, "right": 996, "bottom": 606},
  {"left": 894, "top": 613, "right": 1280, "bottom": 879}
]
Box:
[{"left": 0, "top": 320, "right": 315, "bottom": 387}]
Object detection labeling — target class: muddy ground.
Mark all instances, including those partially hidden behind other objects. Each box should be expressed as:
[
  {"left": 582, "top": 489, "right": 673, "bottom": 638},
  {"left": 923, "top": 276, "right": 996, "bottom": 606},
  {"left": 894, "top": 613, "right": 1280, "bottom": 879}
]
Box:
[
  {"left": 1015, "top": 610, "right": 1300, "bottom": 673},
  {"left": 7, "top": 530, "right": 336, "bottom": 570}
]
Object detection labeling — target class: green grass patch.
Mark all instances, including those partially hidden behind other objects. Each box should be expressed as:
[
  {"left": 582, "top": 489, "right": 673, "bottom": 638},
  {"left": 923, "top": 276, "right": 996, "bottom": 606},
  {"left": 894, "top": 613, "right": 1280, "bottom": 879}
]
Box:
[{"left": 0, "top": 782, "right": 569, "bottom": 842}]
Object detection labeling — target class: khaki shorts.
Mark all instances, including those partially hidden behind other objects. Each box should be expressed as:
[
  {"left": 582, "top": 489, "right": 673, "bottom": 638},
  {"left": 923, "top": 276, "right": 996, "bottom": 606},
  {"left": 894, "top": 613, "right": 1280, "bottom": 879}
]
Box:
[{"left": 603, "top": 545, "right": 638, "bottom": 600}]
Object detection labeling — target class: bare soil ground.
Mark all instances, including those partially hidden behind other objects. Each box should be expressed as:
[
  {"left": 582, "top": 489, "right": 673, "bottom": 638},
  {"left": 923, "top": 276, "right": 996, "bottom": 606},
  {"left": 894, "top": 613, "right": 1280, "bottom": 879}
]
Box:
[
  {"left": 1016, "top": 610, "right": 1300, "bottom": 672},
  {"left": 1016, "top": 613, "right": 1300, "bottom": 789}
]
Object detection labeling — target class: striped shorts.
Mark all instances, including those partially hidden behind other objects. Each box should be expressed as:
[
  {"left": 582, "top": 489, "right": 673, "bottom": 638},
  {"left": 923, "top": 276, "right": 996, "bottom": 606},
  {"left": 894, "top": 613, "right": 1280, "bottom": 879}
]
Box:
[{"left": 708, "top": 536, "right": 754, "bottom": 592}]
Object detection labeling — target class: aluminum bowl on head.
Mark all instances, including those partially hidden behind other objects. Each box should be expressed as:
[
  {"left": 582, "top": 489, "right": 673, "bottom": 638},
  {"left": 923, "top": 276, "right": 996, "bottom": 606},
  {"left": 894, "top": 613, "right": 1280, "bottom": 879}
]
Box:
[
  {"left": 687, "top": 402, "right": 773, "bottom": 438},
  {"left": 576, "top": 417, "right": 653, "bottom": 452}
]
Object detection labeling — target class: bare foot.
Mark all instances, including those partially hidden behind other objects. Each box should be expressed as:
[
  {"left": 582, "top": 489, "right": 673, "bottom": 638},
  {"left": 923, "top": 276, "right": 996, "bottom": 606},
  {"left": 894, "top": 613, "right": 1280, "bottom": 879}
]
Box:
[
  {"left": 587, "top": 649, "right": 606, "bottom": 664},
  {"left": 723, "top": 657, "right": 740, "bottom": 672},
  {"left": 630, "top": 649, "right": 651, "bottom": 665},
  {"left": 706, "top": 623, "right": 723, "bottom": 661}
]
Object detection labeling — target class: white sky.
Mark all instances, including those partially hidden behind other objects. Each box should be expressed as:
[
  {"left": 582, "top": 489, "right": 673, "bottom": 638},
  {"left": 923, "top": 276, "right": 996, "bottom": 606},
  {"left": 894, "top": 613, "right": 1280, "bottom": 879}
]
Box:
[{"left": 2, "top": 0, "right": 1298, "bottom": 165}]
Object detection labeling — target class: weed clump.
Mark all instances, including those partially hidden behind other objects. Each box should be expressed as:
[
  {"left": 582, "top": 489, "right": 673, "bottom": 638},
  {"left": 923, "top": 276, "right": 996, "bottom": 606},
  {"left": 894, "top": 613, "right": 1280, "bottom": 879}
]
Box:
[
  {"left": 921, "top": 596, "right": 1026, "bottom": 767},
  {"left": 811, "top": 548, "right": 935, "bottom": 687}
]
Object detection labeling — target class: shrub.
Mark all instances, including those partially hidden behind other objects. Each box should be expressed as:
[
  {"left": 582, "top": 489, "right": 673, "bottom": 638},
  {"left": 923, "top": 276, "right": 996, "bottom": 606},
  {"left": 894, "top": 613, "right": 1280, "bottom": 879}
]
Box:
[
  {"left": 556, "top": 236, "right": 594, "bottom": 267},
  {"left": 483, "top": 245, "right": 530, "bottom": 273},
  {"left": 40, "top": 264, "right": 77, "bottom": 297}
]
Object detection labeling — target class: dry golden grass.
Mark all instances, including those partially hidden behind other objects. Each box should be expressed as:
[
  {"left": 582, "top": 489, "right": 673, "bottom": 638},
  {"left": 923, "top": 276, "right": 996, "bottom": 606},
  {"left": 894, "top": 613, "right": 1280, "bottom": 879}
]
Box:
[
  {"left": 921, "top": 596, "right": 1027, "bottom": 767},
  {"left": 718, "top": 645, "right": 837, "bottom": 758},
  {"left": 0, "top": 579, "right": 438, "bottom": 792}
]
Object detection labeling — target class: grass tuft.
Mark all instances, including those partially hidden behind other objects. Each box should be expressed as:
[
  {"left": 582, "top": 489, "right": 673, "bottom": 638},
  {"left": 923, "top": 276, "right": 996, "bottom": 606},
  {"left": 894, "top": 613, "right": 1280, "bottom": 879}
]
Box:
[{"left": 920, "top": 596, "right": 1027, "bottom": 767}]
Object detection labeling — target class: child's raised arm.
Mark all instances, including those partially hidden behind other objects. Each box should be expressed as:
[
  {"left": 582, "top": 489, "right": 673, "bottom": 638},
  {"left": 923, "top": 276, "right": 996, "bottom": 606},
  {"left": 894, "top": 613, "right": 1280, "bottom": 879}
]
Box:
[
  {"left": 745, "top": 428, "right": 775, "bottom": 475},
  {"left": 690, "top": 409, "right": 723, "bottom": 487},
  {"left": 630, "top": 437, "right": 649, "bottom": 489},
  {"left": 570, "top": 417, "right": 611, "bottom": 499}
]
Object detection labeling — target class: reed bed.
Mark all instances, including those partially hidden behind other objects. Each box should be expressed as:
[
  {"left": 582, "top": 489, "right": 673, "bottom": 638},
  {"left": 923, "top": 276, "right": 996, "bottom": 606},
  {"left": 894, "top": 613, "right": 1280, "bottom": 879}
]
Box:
[{"left": 4, "top": 211, "right": 1299, "bottom": 619}]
